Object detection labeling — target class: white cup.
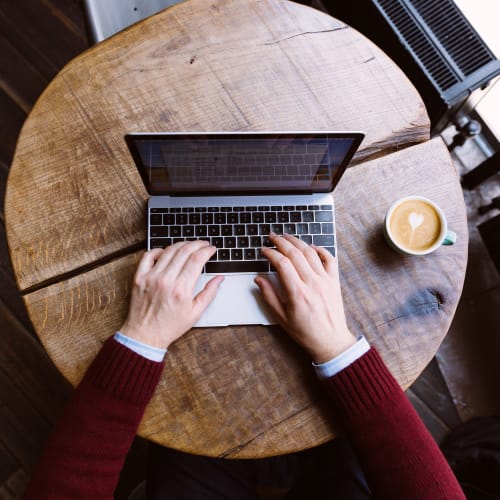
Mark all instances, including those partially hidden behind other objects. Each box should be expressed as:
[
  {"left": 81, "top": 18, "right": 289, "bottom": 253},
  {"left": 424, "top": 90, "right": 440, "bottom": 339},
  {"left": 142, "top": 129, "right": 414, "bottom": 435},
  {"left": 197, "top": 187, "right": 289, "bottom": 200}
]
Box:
[{"left": 384, "top": 196, "right": 456, "bottom": 256}]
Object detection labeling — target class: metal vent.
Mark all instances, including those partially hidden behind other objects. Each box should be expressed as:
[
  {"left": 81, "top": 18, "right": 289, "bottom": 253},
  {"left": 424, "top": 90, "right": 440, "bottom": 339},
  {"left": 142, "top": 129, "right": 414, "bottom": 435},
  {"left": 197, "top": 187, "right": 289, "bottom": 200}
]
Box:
[
  {"left": 411, "top": 0, "right": 495, "bottom": 75},
  {"left": 375, "top": 0, "right": 497, "bottom": 92}
]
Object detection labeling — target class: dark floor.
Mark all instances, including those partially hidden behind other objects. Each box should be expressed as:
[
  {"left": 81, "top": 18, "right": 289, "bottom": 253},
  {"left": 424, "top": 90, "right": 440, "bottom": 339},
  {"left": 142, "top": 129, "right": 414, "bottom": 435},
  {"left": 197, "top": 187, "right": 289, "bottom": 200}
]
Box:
[{"left": 0, "top": 1, "right": 498, "bottom": 499}]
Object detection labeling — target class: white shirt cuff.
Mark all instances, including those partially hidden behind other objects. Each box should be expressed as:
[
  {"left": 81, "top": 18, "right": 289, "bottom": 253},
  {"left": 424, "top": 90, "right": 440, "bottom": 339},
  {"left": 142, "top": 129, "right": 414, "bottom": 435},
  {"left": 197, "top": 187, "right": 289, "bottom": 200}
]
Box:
[
  {"left": 313, "top": 336, "right": 370, "bottom": 379},
  {"left": 114, "top": 332, "right": 167, "bottom": 362}
]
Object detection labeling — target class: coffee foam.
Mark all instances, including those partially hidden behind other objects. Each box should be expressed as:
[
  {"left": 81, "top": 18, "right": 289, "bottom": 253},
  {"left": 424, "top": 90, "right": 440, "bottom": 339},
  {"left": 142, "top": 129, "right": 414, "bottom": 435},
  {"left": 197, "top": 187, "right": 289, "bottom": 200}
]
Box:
[{"left": 389, "top": 199, "right": 441, "bottom": 252}]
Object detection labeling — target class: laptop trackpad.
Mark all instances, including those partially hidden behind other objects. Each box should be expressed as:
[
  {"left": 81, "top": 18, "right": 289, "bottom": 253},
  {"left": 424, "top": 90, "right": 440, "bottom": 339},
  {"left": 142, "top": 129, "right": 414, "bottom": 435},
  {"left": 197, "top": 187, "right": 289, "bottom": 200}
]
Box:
[{"left": 194, "top": 273, "right": 280, "bottom": 327}]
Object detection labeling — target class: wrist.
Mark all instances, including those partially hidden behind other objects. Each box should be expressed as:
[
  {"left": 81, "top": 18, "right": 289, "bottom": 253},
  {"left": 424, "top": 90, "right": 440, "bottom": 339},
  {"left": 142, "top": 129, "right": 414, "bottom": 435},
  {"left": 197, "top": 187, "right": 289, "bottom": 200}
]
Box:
[
  {"left": 309, "top": 331, "right": 357, "bottom": 364},
  {"left": 119, "top": 323, "right": 170, "bottom": 350}
]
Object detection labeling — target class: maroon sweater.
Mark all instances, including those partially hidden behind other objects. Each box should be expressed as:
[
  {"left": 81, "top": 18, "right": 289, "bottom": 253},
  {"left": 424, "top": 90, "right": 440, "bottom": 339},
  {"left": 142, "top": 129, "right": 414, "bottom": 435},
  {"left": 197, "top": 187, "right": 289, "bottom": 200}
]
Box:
[{"left": 23, "top": 338, "right": 464, "bottom": 499}]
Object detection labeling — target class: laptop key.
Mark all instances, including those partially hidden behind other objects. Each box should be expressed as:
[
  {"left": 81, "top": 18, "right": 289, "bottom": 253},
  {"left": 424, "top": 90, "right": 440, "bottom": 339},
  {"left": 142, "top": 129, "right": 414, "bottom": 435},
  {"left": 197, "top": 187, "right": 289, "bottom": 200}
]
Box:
[
  {"left": 163, "top": 214, "right": 175, "bottom": 225},
  {"left": 262, "top": 236, "right": 274, "bottom": 247},
  {"left": 300, "top": 235, "right": 312, "bottom": 245},
  {"left": 150, "top": 238, "right": 171, "bottom": 248},
  {"left": 250, "top": 236, "right": 261, "bottom": 247},
  {"left": 195, "top": 226, "right": 207, "bottom": 236},
  {"left": 234, "top": 225, "right": 246, "bottom": 236},
  {"left": 296, "top": 224, "right": 308, "bottom": 234},
  {"left": 150, "top": 214, "right": 163, "bottom": 225},
  {"left": 284, "top": 223, "right": 296, "bottom": 234},
  {"left": 265, "top": 212, "right": 276, "bottom": 223},
  {"left": 259, "top": 224, "right": 271, "bottom": 235},
  {"left": 313, "top": 234, "right": 335, "bottom": 246},
  {"left": 221, "top": 225, "right": 233, "bottom": 236},
  {"left": 323, "top": 247, "right": 336, "bottom": 257},
  {"left": 252, "top": 213, "right": 264, "bottom": 223},
  {"left": 150, "top": 226, "right": 169, "bottom": 237},
  {"left": 277, "top": 212, "right": 289, "bottom": 223},
  {"left": 231, "top": 249, "right": 243, "bottom": 260},
  {"left": 322, "top": 223, "right": 334, "bottom": 234},
  {"left": 244, "top": 248, "right": 256, "bottom": 259},
  {"left": 240, "top": 213, "right": 251, "bottom": 223},
  {"left": 182, "top": 226, "right": 195, "bottom": 237},
  {"left": 208, "top": 225, "right": 220, "bottom": 236},
  {"left": 315, "top": 211, "right": 333, "bottom": 222},
  {"left": 214, "top": 213, "right": 226, "bottom": 224},
  {"left": 218, "top": 249, "right": 230, "bottom": 260},
  {"left": 211, "top": 237, "right": 223, "bottom": 248},
  {"left": 175, "top": 213, "right": 187, "bottom": 224},
  {"left": 246, "top": 224, "right": 258, "bottom": 235},
  {"left": 302, "top": 211, "right": 314, "bottom": 222},
  {"left": 237, "top": 237, "right": 249, "bottom": 247},
  {"left": 170, "top": 226, "right": 182, "bottom": 237},
  {"left": 227, "top": 213, "right": 239, "bottom": 223},
  {"left": 290, "top": 212, "right": 302, "bottom": 222},
  {"left": 224, "top": 237, "right": 236, "bottom": 248},
  {"left": 189, "top": 214, "right": 201, "bottom": 224},
  {"left": 205, "top": 261, "right": 269, "bottom": 273},
  {"left": 271, "top": 224, "right": 283, "bottom": 235},
  {"left": 309, "top": 223, "right": 321, "bottom": 234},
  {"left": 202, "top": 213, "right": 214, "bottom": 224}
]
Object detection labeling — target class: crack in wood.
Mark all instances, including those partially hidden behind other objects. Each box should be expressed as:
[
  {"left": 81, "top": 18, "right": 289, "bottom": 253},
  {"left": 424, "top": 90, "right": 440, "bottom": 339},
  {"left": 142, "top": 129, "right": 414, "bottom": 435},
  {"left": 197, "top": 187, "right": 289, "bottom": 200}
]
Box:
[
  {"left": 218, "top": 401, "right": 316, "bottom": 458},
  {"left": 259, "top": 26, "right": 348, "bottom": 46}
]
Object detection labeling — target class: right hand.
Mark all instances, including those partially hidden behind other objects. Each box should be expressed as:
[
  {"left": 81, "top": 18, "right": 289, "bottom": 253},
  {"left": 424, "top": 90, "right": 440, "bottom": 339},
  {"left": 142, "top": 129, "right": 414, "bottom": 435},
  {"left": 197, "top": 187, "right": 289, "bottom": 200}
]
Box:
[{"left": 255, "top": 233, "right": 356, "bottom": 364}]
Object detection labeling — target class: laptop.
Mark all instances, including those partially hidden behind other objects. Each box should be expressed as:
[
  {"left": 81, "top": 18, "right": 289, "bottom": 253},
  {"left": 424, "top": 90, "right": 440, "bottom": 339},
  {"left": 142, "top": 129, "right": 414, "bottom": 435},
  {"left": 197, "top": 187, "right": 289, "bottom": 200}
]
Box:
[{"left": 125, "top": 131, "right": 364, "bottom": 327}]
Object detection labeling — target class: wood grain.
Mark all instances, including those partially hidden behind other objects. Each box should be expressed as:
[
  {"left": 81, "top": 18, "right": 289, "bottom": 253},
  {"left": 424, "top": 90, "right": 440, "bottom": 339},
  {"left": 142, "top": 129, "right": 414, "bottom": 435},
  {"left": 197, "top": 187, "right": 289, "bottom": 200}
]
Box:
[
  {"left": 22, "top": 138, "right": 467, "bottom": 458},
  {"left": 5, "top": 0, "right": 429, "bottom": 291}
]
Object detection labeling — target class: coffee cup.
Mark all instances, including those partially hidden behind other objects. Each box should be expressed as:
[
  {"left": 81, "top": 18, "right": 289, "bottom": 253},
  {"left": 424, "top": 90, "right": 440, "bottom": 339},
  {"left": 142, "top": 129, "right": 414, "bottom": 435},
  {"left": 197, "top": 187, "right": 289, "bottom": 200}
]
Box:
[{"left": 384, "top": 196, "right": 456, "bottom": 256}]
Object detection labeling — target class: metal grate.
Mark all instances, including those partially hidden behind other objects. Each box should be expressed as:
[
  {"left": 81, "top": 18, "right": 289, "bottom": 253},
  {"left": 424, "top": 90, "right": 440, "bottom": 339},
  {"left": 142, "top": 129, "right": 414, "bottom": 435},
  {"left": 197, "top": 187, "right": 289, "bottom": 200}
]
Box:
[
  {"left": 375, "top": 0, "right": 497, "bottom": 92},
  {"left": 411, "top": 0, "right": 494, "bottom": 75}
]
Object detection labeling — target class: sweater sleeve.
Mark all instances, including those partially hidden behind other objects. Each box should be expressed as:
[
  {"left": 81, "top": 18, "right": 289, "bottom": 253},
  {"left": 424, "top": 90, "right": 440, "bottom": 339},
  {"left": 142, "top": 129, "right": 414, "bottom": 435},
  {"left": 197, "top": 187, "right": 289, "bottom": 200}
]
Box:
[
  {"left": 23, "top": 337, "right": 164, "bottom": 500},
  {"left": 324, "top": 347, "right": 465, "bottom": 500}
]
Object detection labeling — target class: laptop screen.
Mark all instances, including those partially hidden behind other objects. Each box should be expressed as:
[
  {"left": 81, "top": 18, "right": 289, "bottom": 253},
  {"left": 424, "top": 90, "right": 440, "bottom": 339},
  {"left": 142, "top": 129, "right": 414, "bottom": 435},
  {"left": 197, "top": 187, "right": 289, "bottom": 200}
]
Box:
[{"left": 125, "top": 132, "right": 363, "bottom": 195}]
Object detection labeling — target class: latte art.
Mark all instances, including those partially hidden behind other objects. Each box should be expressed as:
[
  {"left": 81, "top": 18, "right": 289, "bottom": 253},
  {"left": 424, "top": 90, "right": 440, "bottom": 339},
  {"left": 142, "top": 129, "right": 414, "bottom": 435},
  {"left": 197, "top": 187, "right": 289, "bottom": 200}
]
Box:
[{"left": 389, "top": 200, "right": 441, "bottom": 252}]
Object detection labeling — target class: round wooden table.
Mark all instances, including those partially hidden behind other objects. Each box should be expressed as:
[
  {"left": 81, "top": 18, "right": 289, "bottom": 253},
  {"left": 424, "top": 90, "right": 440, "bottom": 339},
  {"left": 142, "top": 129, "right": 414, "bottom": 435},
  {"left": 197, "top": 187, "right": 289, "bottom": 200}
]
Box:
[{"left": 5, "top": 0, "right": 467, "bottom": 458}]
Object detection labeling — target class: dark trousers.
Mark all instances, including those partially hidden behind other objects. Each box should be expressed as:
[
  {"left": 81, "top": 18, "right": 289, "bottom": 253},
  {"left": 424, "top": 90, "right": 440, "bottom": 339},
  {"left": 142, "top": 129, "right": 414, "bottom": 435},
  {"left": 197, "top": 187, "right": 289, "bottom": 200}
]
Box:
[{"left": 146, "top": 438, "right": 372, "bottom": 499}]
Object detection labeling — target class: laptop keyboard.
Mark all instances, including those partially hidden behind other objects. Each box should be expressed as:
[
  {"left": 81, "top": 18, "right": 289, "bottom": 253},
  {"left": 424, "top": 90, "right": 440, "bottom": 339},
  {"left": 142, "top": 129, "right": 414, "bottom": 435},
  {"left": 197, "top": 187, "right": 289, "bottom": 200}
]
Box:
[{"left": 149, "top": 205, "right": 335, "bottom": 273}]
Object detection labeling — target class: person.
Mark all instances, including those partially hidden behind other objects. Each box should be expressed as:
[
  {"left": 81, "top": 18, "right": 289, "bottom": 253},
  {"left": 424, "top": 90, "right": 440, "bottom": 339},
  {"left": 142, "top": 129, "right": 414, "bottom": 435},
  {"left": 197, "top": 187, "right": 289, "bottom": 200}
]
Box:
[{"left": 23, "top": 234, "right": 465, "bottom": 499}]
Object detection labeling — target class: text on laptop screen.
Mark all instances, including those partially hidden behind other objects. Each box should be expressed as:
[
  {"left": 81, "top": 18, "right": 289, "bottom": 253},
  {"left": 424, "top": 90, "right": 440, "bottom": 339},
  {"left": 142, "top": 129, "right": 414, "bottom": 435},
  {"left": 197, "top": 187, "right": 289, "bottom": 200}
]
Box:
[{"left": 127, "top": 133, "right": 362, "bottom": 195}]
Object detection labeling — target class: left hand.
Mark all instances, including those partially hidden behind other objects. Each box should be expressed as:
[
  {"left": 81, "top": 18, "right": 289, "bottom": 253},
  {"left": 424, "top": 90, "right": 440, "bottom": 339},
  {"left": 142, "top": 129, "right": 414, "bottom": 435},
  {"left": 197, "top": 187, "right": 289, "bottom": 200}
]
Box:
[{"left": 120, "top": 240, "right": 224, "bottom": 349}]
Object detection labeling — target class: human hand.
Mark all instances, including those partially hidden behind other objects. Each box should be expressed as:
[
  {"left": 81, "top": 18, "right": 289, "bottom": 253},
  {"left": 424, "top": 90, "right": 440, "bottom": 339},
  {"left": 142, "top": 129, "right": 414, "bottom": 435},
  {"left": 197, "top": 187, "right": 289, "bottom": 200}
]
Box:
[
  {"left": 120, "top": 241, "right": 224, "bottom": 350},
  {"left": 254, "top": 233, "right": 356, "bottom": 364}
]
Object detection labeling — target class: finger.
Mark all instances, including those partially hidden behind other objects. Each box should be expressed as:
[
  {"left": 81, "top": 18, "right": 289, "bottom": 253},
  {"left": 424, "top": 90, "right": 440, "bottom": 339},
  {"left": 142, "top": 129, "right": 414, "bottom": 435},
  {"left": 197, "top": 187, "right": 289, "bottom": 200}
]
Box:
[
  {"left": 134, "top": 248, "right": 164, "bottom": 280},
  {"left": 260, "top": 246, "right": 301, "bottom": 299},
  {"left": 192, "top": 275, "right": 225, "bottom": 320},
  {"left": 254, "top": 276, "right": 287, "bottom": 323},
  {"left": 268, "top": 233, "right": 315, "bottom": 281},
  {"left": 153, "top": 240, "right": 210, "bottom": 276},
  {"left": 282, "top": 233, "right": 325, "bottom": 274},
  {"left": 313, "top": 245, "right": 337, "bottom": 274},
  {"left": 177, "top": 245, "right": 217, "bottom": 288}
]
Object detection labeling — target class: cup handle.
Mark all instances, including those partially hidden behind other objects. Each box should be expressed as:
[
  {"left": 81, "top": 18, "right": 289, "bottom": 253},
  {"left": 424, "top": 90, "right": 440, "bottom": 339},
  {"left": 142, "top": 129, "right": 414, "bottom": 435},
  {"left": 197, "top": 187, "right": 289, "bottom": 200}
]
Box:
[{"left": 442, "top": 230, "right": 457, "bottom": 246}]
